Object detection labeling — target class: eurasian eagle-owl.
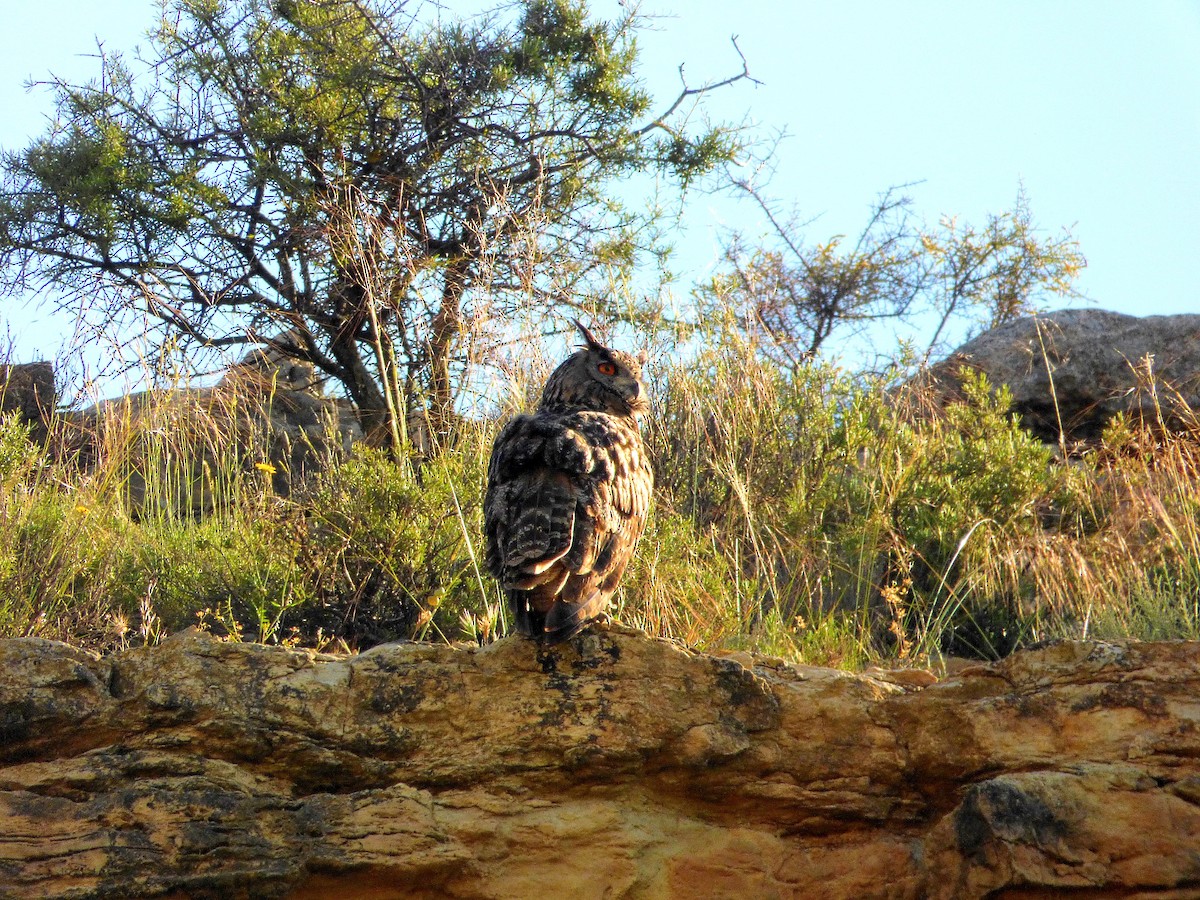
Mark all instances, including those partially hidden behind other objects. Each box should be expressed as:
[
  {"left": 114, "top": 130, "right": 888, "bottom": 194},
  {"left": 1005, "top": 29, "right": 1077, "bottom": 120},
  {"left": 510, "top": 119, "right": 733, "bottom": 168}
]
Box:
[{"left": 484, "top": 322, "right": 653, "bottom": 643}]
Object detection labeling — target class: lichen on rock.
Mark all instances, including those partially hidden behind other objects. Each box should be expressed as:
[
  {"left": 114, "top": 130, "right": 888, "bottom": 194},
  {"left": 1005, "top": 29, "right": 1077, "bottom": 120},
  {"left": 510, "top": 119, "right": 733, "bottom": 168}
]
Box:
[{"left": 2, "top": 629, "right": 1200, "bottom": 898}]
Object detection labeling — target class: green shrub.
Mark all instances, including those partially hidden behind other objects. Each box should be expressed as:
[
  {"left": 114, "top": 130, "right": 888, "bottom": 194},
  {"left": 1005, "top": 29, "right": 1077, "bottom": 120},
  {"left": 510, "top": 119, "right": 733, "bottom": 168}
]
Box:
[
  {"left": 878, "top": 372, "right": 1064, "bottom": 656},
  {"left": 646, "top": 348, "right": 1098, "bottom": 661},
  {"left": 105, "top": 510, "right": 307, "bottom": 642},
  {"left": 0, "top": 413, "right": 126, "bottom": 645},
  {"left": 619, "top": 505, "right": 752, "bottom": 646},
  {"left": 295, "top": 442, "right": 491, "bottom": 647},
  {"left": 10, "top": 323, "right": 1200, "bottom": 671}
]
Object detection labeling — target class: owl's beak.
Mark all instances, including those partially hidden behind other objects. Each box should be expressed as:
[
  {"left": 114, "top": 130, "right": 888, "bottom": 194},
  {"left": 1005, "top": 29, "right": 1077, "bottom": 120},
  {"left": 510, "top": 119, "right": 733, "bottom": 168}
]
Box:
[{"left": 628, "top": 383, "right": 651, "bottom": 417}]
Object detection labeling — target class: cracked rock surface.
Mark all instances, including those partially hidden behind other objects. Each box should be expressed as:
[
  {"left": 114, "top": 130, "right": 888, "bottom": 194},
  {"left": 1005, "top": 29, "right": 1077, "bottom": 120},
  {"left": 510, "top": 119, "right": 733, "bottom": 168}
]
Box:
[{"left": 3, "top": 629, "right": 1199, "bottom": 898}]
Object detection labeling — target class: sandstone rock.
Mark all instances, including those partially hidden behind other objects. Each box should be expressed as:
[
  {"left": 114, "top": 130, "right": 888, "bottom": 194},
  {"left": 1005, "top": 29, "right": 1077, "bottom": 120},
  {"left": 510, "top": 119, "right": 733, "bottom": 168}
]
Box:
[
  {"left": 2, "top": 630, "right": 1199, "bottom": 898},
  {"left": 917, "top": 309, "right": 1200, "bottom": 443}
]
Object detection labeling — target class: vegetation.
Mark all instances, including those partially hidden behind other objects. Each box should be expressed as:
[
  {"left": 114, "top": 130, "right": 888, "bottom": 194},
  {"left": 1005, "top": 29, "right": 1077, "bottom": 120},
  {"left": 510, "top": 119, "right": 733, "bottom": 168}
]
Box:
[
  {"left": 0, "top": 0, "right": 749, "bottom": 438},
  {"left": 1, "top": 0, "right": 1195, "bottom": 669},
  {"left": 700, "top": 183, "right": 1085, "bottom": 369},
  {"left": 3, "top": 319, "right": 1200, "bottom": 668}
]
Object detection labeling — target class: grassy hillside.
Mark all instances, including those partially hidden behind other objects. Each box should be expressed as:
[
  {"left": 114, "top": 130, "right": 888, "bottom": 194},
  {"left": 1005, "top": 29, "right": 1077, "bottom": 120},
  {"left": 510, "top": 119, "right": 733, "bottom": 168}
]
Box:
[{"left": 2, "top": 333, "right": 1198, "bottom": 668}]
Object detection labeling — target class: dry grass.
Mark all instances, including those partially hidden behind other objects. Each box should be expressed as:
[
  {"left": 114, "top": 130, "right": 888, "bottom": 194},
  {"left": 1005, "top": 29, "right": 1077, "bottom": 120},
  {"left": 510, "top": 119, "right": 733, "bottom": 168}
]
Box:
[{"left": 3, "top": 320, "right": 1200, "bottom": 667}]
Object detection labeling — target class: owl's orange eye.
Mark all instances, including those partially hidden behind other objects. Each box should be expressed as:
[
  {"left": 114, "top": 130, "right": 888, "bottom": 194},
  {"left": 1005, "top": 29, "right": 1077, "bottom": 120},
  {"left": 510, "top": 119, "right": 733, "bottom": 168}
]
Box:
[{"left": 598, "top": 361, "right": 618, "bottom": 376}]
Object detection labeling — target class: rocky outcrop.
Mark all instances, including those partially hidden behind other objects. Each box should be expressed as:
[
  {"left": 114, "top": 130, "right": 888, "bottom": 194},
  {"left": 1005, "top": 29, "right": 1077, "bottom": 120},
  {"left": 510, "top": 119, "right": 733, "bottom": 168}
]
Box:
[
  {"left": 57, "top": 344, "right": 362, "bottom": 515},
  {"left": 919, "top": 309, "right": 1200, "bottom": 443},
  {"left": 3, "top": 629, "right": 1199, "bottom": 898}
]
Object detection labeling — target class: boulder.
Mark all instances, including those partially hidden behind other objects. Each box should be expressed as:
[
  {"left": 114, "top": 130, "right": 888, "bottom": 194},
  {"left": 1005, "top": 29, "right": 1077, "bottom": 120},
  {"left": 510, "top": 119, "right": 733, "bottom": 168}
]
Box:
[
  {"left": 2, "top": 629, "right": 1199, "bottom": 898},
  {"left": 214, "top": 341, "right": 364, "bottom": 495},
  {"left": 918, "top": 309, "right": 1200, "bottom": 443},
  {"left": 0, "top": 361, "right": 55, "bottom": 440}
]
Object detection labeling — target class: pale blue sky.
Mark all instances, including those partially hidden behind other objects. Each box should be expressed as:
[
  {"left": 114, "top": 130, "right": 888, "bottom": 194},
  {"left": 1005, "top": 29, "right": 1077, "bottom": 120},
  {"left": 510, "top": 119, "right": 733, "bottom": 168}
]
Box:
[{"left": 2, "top": 0, "right": 1198, "bottom": 374}]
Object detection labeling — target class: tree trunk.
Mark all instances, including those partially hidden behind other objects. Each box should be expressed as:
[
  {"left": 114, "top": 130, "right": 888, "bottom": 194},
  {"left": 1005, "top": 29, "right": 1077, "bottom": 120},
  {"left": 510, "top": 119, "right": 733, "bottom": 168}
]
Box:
[
  {"left": 426, "top": 258, "right": 469, "bottom": 438},
  {"left": 328, "top": 337, "right": 389, "bottom": 445},
  {"left": 322, "top": 276, "right": 393, "bottom": 445}
]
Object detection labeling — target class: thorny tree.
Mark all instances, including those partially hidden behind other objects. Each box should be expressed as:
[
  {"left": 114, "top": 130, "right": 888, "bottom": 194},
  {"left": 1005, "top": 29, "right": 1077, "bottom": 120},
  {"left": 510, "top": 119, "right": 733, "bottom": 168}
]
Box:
[
  {"left": 697, "top": 173, "right": 1086, "bottom": 374},
  {"left": 0, "top": 0, "right": 751, "bottom": 440}
]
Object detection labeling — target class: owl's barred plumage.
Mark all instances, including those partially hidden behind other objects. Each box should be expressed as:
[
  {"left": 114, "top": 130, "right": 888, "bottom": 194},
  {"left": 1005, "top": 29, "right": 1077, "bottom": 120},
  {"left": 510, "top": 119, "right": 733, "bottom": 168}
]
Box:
[{"left": 485, "top": 322, "right": 653, "bottom": 643}]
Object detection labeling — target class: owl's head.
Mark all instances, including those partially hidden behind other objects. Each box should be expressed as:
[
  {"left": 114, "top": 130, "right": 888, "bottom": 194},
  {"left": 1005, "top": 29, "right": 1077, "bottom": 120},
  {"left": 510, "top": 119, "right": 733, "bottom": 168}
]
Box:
[{"left": 540, "top": 321, "right": 651, "bottom": 419}]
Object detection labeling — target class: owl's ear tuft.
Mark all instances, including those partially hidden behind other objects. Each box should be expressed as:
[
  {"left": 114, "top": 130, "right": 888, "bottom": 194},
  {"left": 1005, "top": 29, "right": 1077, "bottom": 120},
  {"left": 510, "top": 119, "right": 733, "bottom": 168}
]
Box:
[
  {"left": 572, "top": 319, "right": 604, "bottom": 352},
  {"left": 636, "top": 349, "right": 649, "bottom": 366}
]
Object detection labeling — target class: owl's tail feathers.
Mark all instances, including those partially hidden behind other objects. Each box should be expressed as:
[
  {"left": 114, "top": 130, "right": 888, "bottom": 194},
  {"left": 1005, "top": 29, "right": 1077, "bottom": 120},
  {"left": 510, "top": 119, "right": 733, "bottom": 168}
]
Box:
[
  {"left": 505, "top": 586, "right": 607, "bottom": 644},
  {"left": 540, "top": 588, "right": 607, "bottom": 644},
  {"left": 508, "top": 596, "right": 540, "bottom": 638}
]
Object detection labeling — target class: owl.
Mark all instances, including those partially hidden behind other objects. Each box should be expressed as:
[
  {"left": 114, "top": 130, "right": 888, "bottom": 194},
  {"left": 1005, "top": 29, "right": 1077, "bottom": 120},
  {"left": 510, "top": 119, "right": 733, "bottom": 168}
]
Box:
[{"left": 485, "top": 321, "right": 654, "bottom": 643}]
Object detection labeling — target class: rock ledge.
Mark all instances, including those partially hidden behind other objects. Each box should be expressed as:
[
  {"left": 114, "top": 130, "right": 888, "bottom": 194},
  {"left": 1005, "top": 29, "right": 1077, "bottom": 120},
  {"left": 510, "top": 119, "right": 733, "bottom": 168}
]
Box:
[{"left": 3, "top": 630, "right": 1199, "bottom": 898}]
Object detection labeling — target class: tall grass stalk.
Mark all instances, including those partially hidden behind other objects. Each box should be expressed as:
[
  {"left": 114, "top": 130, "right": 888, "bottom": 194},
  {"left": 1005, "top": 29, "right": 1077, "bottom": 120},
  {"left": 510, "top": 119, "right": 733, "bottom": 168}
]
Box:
[{"left": 6, "top": 305, "right": 1200, "bottom": 667}]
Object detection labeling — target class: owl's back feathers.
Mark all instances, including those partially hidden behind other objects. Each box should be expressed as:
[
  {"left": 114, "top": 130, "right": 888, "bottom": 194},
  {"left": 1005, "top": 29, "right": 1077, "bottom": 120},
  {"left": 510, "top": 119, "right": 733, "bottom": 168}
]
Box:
[{"left": 484, "top": 324, "right": 653, "bottom": 643}]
